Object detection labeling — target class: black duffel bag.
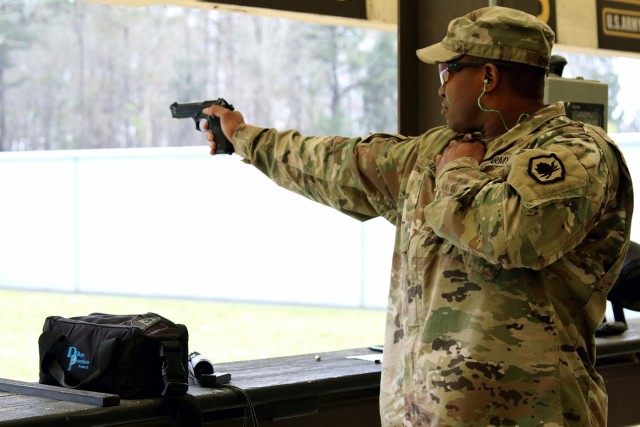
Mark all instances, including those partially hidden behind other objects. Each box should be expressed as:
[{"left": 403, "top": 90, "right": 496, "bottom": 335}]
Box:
[{"left": 38, "top": 312, "right": 189, "bottom": 399}]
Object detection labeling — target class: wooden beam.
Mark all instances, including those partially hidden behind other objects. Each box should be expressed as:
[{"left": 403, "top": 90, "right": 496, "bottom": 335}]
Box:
[
  {"left": 397, "top": 0, "right": 420, "bottom": 135},
  {"left": 201, "top": 0, "right": 368, "bottom": 21},
  {"left": 82, "top": 0, "right": 397, "bottom": 30},
  {"left": 0, "top": 378, "right": 120, "bottom": 407}
]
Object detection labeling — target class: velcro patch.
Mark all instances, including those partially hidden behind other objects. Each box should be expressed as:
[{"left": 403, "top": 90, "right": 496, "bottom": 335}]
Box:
[{"left": 508, "top": 145, "right": 589, "bottom": 205}]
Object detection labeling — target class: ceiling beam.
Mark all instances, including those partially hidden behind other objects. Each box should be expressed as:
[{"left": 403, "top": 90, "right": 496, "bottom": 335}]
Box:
[{"left": 82, "top": 0, "right": 397, "bottom": 31}]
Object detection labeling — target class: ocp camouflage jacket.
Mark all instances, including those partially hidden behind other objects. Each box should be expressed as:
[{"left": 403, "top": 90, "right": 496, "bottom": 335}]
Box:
[{"left": 231, "top": 101, "right": 633, "bottom": 427}]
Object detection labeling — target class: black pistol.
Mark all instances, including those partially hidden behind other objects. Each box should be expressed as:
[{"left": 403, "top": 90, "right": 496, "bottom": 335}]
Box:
[{"left": 170, "top": 98, "right": 235, "bottom": 154}]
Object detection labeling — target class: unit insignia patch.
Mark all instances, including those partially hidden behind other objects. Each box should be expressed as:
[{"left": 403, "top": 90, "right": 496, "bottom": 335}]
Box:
[{"left": 528, "top": 153, "right": 565, "bottom": 184}]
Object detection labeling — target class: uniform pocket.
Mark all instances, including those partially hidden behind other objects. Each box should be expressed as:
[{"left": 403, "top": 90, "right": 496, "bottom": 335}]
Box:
[{"left": 444, "top": 242, "right": 502, "bottom": 280}]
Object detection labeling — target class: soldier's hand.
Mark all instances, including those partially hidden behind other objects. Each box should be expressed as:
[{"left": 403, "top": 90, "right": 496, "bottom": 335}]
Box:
[
  {"left": 435, "top": 135, "right": 486, "bottom": 174},
  {"left": 202, "top": 105, "right": 245, "bottom": 155}
]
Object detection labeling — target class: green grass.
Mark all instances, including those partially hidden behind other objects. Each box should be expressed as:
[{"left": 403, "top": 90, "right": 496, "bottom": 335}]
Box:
[{"left": 0, "top": 289, "right": 386, "bottom": 382}]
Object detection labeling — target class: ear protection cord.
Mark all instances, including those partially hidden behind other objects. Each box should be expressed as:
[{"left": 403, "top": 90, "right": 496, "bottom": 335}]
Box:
[{"left": 477, "top": 79, "right": 529, "bottom": 132}]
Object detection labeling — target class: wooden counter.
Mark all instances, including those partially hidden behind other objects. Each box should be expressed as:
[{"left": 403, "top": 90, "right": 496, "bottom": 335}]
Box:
[
  {"left": 1, "top": 319, "right": 639, "bottom": 427},
  {"left": 0, "top": 348, "right": 382, "bottom": 427}
]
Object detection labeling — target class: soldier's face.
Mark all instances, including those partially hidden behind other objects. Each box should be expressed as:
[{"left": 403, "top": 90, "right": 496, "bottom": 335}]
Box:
[{"left": 437, "top": 61, "right": 485, "bottom": 133}]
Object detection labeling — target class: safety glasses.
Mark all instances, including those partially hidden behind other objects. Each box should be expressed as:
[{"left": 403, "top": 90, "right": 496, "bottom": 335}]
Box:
[
  {"left": 438, "top": 61, "right": 488, "bottom": 85},
  {"left": 438, "top": 60, "right": 516, "bottom": 85}
]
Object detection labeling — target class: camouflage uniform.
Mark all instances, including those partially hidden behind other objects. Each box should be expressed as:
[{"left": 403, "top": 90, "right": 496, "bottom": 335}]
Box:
[{"left": 228, "top": 7, "right": 634, "bottom": 427}]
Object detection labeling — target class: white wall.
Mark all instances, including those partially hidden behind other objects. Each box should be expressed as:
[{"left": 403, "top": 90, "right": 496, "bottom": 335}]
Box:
[
  {"left": 0, "top": 146, "right": 394, "bottom": 308},
  {"left": 1, "top": 134, "right": 639, "bottom": 313}
]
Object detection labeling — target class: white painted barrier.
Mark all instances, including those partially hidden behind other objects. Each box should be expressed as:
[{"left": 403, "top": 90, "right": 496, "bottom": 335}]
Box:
[
  {"left": 0, "top": 146, "right": 394, "bottom": 308},
  {"left": 0, "top": 133, "right": 638, "bottom": 313}
]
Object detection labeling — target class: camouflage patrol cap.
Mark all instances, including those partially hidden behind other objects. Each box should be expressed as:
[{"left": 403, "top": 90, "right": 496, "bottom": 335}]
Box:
[{"left": 416, "top": 6, "right": 555, "bottom": 69}]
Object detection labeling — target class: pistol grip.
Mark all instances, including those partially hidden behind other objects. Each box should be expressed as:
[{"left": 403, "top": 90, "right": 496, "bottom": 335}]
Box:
[{"left": 209, "top": 116, "right": 234, "bottom": 155}]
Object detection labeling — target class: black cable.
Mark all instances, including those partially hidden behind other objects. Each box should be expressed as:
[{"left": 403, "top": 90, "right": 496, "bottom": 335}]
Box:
[
  {"left": 188, "top": 352, "right": 258, "bottom": 427},
  {"left": 217, "top": 384, "right": 259, "bottom": 427}
]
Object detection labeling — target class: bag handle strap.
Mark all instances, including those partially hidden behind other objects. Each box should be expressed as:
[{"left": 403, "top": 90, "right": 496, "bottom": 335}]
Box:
[
  {"left": 159, "top": 341, "right": 200, "bottom": 426},
  {"left": 160, "top": 340, "right": 188, "bottom": 398},
  {"left": 38, "top": 331, "right": 118, "bottom": 389}
]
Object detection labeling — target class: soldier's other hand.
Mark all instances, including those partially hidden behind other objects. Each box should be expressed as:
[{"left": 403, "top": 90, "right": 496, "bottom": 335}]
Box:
[{"left": 435, "top": 135, "right": 486, "bottom": 174}]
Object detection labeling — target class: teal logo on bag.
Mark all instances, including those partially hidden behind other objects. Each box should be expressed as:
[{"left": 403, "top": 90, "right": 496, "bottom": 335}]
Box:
[{"left": 66, "top": 347, "right": 91, "bottom": 371}]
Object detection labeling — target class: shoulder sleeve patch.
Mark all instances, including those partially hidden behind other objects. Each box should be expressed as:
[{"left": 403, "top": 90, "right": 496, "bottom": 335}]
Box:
[
  {"left": 528, "top": 153, "right": 564, "bottom": 184},
  {"left": 508, "top": 145, "right": 590, "bottom": 205}
]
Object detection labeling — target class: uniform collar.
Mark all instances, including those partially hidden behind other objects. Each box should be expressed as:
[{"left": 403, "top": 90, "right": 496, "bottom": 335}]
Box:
[{"left": 471, "top": 102, "right": 566, "bottom": 158}]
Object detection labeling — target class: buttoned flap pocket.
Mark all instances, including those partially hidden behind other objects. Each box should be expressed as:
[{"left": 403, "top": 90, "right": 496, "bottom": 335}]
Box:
[
  {"left": 443, "top": 241, "right": 502, "bottom": 280},
  {"left": 507, "top": 145, "right": 589, "bottom": 211}
]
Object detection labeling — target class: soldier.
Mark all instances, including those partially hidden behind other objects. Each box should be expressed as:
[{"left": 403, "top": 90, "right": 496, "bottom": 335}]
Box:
[{"left": 203, "top": 6, "right": 633, "bottom": 427}]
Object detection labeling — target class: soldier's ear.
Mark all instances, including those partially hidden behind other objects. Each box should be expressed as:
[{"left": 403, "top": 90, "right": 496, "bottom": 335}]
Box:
[{"left": 482, "top": 64, "right": 500, "bottom": 91}]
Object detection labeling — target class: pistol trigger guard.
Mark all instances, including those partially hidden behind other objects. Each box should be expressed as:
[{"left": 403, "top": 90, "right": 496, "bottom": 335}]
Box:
[{"left": 195, "top": 117, "right": 210, "bottom": 133}]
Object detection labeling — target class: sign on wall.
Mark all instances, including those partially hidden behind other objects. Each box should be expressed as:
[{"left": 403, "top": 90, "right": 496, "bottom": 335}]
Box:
[
  {"left": 535, "top": 0, "right": 558, "bottom": 33},
  {"left": 502, "top": 0, "right": 557, "bottom": 34},
  {"left": 597, "top": 0, "right": 640, "bottom": 52}
]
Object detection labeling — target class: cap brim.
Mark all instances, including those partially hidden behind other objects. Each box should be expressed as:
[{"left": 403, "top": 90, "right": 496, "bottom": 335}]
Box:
[{"left": 416, "top": 43, "right": 463, "bottom": 64}]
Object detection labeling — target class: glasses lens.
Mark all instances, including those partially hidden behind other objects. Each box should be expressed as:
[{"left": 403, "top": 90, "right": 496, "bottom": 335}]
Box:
[{"left": 438, "top": 63, "right": 449, "bottom": 85}]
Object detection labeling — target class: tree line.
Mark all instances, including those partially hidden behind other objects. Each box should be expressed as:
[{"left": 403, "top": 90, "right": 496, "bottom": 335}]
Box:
[
  {"left": 0, "top": 1, "right": 635, "bottom": 152},
  {"left": 0, "top": 0, "right": 398, "bottom": 151}
]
